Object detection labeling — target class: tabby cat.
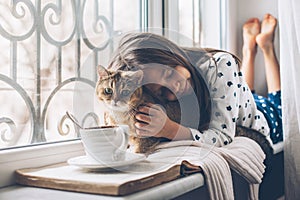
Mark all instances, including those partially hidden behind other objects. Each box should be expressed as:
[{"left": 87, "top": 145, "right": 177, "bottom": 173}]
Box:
[{"left": 95, "top": 65, "right": 181, "bottom": 154}]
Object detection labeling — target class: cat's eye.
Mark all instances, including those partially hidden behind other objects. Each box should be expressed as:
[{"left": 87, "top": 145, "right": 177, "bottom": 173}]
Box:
[
  {"left": 121, "top": 90, "right": 130, "bottom": 96},
  {"left": 104, "top": 88, "right": 113, "bottom": 95}
]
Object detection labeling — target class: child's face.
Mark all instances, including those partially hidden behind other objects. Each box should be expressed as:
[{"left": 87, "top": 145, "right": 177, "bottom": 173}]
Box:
[{"left": 142, "top": 64, "right": 193, "bottom": 101}]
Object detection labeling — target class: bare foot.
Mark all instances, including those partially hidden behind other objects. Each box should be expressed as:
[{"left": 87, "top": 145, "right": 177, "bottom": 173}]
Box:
[
  {"left": 256, "top": 14, "right": 277, "bottom": 51},
  {"left": 241, "top": 18, "right": 260, "bottom": 91},
  {"left": 243, "top": 18, "right": 260, "bottom": 53}
]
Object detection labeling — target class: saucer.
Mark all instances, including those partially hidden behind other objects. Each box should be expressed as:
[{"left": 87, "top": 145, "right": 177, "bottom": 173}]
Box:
[{"left": 67, "top": 152, "right": 146, "bottom": 171}]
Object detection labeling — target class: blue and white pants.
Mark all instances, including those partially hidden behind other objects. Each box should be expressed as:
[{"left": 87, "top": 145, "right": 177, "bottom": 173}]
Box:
[{"left": 253, "top": 91, "right": 283, "bottom": 144}]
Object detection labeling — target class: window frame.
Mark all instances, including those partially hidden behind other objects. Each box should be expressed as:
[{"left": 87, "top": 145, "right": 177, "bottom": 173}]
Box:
[
  {"left": 0, "top": 0, "right": 157, "bottom": 188},
  {"left": 0, "top": 140, "right": 84, "bottom": 187},
  {"left": 0, "top": 0, "right": 229, "bottom": 188}
]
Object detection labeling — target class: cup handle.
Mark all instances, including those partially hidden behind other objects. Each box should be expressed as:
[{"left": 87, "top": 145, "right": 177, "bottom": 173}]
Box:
[{"left": 112, "top": 125, "right": 129, "bottom": 161}]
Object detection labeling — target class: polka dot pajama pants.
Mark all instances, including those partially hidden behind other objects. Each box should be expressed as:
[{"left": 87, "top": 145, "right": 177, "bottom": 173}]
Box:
[{"left": 252, "top": 91, "right": 283, "bottom": 144}]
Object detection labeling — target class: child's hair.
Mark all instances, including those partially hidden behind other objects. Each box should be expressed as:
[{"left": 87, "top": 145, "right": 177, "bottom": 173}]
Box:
[{"left": 108, "top": 32, "right": 239, "bottom": 131}]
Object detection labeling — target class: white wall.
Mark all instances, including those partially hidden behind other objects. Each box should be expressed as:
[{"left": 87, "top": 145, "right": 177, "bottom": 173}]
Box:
[{"left": 235, "top": 0, "right": 279, "bottom": 96}]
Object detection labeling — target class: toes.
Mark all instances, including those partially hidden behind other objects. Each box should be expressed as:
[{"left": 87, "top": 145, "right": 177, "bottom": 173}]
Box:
[
  {"left": 245, "top": 17, "right": 260, "bottom": 24},
  {"left": 243, "top": 18, "right": 260, "bottom": 29},
  {"left": 243, "top": 17, "right": 260, "bottom": 36},
  {"left": 264, "top": 13, "right": 271, "bottom": 19},
  {"left": 263, "top": 13, "right": 277, "bottom": 24},
  {"left": 261, "top": 13, "right": 277, "bottom": 32},
  {"left": 252, "top": 18, "right": 260, "bottom": 24}
]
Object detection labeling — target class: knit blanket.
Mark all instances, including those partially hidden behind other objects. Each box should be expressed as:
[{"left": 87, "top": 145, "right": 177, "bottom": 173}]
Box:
[{"left": 150, "top": 136, "right": 265, "bottom": 200}]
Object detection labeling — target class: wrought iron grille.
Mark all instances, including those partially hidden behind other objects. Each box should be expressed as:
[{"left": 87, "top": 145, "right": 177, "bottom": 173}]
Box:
[
  {"left": 0, "top": 0, "right": 205, "bottom": 149},
  {"left": 0, "top": 0, "right": 142, "bottom": 148}
]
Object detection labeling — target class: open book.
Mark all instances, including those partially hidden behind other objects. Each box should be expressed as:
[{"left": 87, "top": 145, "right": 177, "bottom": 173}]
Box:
[{"left": 15, "top": 152, "right": 202, "bottom": 196}]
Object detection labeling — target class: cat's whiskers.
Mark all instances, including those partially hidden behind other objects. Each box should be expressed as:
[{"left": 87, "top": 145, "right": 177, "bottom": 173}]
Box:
[
  {"left": 126, "top": 104, "right": 139, "bottom": 117},
  {"left": 109, "top": 105, "right": 129, "bottom": 112}
]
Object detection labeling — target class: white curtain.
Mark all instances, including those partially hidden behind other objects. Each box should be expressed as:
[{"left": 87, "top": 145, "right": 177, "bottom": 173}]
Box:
[{"left": 278, "top": 0, "right": 300, "bottom": 199}]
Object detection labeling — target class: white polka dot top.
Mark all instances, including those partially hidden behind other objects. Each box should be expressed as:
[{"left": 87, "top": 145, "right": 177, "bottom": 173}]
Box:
[{"left": 190, "top": 52, "right": 270, "bottom": 147}]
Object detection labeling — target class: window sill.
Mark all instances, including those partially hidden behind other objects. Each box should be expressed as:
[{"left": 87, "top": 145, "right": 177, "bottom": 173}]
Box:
[
  {"left": 0, "top": 173, "right": 205, "bottom": 200},
  {"left": 0, "top": 140, "right": 85, "bottom": 188},
  {"left": 0, "top": 140, "right": 207, "bottom": 199}
]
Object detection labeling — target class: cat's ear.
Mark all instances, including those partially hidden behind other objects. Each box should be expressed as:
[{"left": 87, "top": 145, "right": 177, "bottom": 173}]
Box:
[
  {"left": 133, "top": 70, "right": 143, "bottom": 83},
  {"left": 126, "top": 70, "right": 143, "bottom": 84},
  {"left": 97, "top": 65, "right": 108, "bottom": 78}
]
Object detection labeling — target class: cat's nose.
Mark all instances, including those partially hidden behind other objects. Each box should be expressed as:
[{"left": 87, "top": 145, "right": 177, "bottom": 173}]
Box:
[{"left": 111, "top": 100, "right": 117, "bottom": 106}]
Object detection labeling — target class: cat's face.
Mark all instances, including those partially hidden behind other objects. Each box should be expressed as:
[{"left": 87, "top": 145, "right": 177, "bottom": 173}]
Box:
[{"left": 96, "top": 66, "right": 143, "bottom": 112}]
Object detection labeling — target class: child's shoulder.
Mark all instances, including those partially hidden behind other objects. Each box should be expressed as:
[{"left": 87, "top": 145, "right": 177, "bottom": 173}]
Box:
[
  {"left": 212, "top": 52, "right": 237, "bottom": 63},
  {"left": 211, "top": 52, "right": 240, "bottom": 71},
  {"left": 195, "top": 51, "right": 241, "bottom": 88}
]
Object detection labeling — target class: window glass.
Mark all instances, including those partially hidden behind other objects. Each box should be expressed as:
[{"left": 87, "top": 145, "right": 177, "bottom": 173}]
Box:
[
  {"left": 0, "top": 0, "right": 140, "bottom": 149},
  {"left": 178, "top": 0, "right": 195, "bottom": 44},
  {"left": 169, "top": 0, "right": 221, "bottom": 48}
]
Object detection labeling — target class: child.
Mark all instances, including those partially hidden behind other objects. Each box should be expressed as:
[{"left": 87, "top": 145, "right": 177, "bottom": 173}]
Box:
[
  {"left": 241, "top": 14, "right": 282, "bottom": 144},
  {"left": 107, "top": 31, "right": 270, "bottom": 147}
]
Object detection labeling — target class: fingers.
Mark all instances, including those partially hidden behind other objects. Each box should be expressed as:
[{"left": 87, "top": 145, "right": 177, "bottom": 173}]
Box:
[
  {"left": 134, "top": 116, "right": 163, "bottom": 137},
  {"left": 135, "top": 104, "right": 166, "bottom": 124},
  {"left": 134, "top": 122, "right": 156, "bottom": 137},
  {"left": 135, "top": 120, "right": 158, "bottom": 132},
  {"left": 135, "top": 113, "right": 151, "bottom": 123},
  {"left": 134, "top": 103, "right": 167, "bottom": 138},
  {"left": 138, "top": 103, "right": 162, "bottom": 114}
]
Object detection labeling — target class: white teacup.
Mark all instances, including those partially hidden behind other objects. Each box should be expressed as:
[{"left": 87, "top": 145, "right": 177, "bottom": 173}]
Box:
[{"left": 80, "top": 125, "right": 129, "bottom": 163}]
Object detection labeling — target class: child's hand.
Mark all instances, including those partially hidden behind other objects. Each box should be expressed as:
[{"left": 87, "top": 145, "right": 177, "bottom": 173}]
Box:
[{"left": 134, "top": 103, "right": 175, "bottom": 139}]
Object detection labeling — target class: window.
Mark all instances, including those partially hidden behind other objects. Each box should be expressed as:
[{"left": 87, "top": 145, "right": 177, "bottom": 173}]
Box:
[
  {"left": 0, "top": 0, "right": 141, "bottom": 150},
  {"left": 164, "top": 0, "right": 223, "bottom": 49},
  {"left": 0, "top": 0, "right": 226, "bottom": 150},
  {"left": 0, "top": 0, "right": 226, "bottom": 187}
]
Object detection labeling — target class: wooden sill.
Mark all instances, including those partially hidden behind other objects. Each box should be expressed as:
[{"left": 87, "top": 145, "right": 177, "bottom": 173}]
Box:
[{"left": 0, "top": 173, "right": 205, "bottom": 200}]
